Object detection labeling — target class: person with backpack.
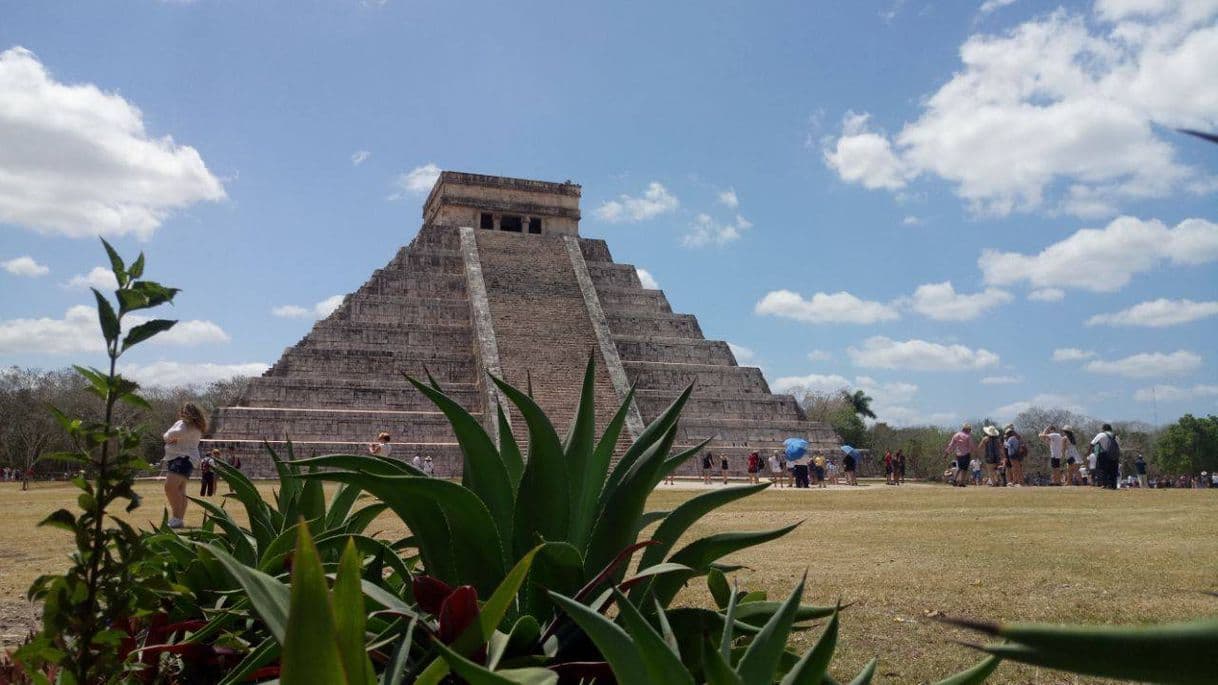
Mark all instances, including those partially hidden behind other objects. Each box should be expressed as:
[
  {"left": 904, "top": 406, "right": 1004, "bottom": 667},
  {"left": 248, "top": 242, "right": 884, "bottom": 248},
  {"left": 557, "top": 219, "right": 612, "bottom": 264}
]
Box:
[
  {"left": 1004, "top": 425, "right": 1026, "bottom": 487},
  {"left": 1091, "top": 424, "right": 1120, "bottom": 490},
  {"left": 199, "top": 450, "right": 218, "bottom": 497}
]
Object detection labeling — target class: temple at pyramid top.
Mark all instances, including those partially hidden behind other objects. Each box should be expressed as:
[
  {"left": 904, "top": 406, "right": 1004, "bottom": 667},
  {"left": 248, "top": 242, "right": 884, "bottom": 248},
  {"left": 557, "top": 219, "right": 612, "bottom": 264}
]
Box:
[
  {"left": 205, "top": 171, "right": 839, "bottom": 477},
  {"left": 423, "top": 171, "right": 583, "bottom": 236}
]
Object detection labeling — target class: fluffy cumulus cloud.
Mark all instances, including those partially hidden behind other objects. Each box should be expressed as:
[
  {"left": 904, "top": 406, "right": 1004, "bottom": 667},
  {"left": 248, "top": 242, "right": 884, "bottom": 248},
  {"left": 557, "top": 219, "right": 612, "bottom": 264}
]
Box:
[
  {"left": 1052, "top": 347, "right": 1095, "bottom": 362},
  {"left": 1133, "top": 384, "right": 1218, "bottom": 402},
  {"left": 717, "top": 188, "right": 739, "bottom": 209},
  {"left": 389, "top": 163, "right": 440, "bottom": 198},
  {"left": 682, "top": 213, "right": 752, "bottom": 248},
  {"left": 1085, "top": 350, "right": 1202, "bottom": 378},
  {"left": 1028, "top": 288, "right": 1066, "bottom": 302},
  {"left": 727, "top": 342, "right": 755, "bottom": 364},
  {"left": 993, "top": 393, "right": 1085, "bottom": 419},
  {"left": 64, "top": 266, "right": 119, "bottom": 290},
  {"left": 906, "top": 281, "right": 1012, "bottom": 321},
  {"left": 847, "top": 336, "right": 999, "bottom": 370},
  {"left": 979, "top": 0, "right": 1018, "bottom": 16},
  {"left": 755, "top": 290, "right": 900, "bottom": 325},
  {"left": 1086, "top": 298, "right": 1218, "bottom": 327},
  {"left": 0, "top": 47, "right": 225, "bottom": 239},
  {"left": 824, "top": 3, "right": 1218, "bottom": 217},
  {"left": 980, "top": 217, "right": 1218, "bottom": 293},
  {"left": 0, "top": 305, "right": 229, "bottom": 355},
  {"left": 2, "top": 256, "right": 48, "bottom": 277},
  {"left": 120, "top": 361, "right": 269, "bottom": 388},
  {"left": 594, "top": 182, "right": 679, "bottom": 223},
  {"left": 635, "top": 267, "right": 659, "bottom": 290},
  {"left": 272, "top": 294, "right": 345, "bottom": 319},
  {"left": 806, "top": 349, "right": 832, "bottom": 362},
  {"left": 981, "top": 375, "right": 1022, "bottom": 385},
  {"left": 771, "top": 372, "right": 949, "bottom": 426}
]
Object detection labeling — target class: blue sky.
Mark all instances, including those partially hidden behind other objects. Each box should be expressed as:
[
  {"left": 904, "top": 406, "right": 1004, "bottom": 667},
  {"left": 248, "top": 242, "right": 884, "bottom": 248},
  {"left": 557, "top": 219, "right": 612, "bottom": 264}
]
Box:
[{"left": 1, "top": 0, "right": 1215, "bottom": 427}]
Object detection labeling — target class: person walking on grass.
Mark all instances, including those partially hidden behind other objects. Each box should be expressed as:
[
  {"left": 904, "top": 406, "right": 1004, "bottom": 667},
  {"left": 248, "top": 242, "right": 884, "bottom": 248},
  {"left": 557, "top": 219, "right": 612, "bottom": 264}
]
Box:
[
  {"left": 814, "top": 453, "right": 827, "bottom": 488},
  {"left": 1091, "top": 424, "right": 1120, "bottom": 490},
  {"left": 884, "top": 450, "right": 894, "bottom": 485},
  {"left": 767, "top": 451, "right": 784, "bottom": 488},
  {"left": 1135, "top": 455, "right": 1148, "bottom": 488},
  {"left": 842, "top": 450, "right": 858, "bottom": 486},
  {"left": 1039, "top": 425, "right": 1067, "bottom": 486},
  {"left": 199, "top": 449, "right": 219, "bottom": 497},
  {"left": 979, "top": 425, "right": 1002, "bottom": 486},
  {"left": 162, "top": 403, "right": 207, "bottom": 529},
  {"left": 895, "top": 449, "right": 906, "bottom": 485},
  {"left": 969, "top": 456, "right": 983, "bottom": 485},
  {"left": 1004, "top": 424, "right": 1027, "bottom": 486},
  {"left": 944, "top": 423, "right": 975, "bottom": 487}
]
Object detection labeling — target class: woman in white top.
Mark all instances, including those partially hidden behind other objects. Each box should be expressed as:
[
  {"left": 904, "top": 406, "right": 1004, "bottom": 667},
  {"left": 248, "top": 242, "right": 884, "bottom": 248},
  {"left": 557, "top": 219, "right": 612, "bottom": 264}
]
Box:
[{"left": 163, "top": 403, "right": 207, "bottom": 529}]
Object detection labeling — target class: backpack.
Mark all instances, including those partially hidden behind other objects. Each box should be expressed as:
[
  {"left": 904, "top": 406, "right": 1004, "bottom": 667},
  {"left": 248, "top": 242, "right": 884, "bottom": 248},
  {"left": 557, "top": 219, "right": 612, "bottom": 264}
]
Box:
[
  {"left": 1101, "top": 433, "right": 1121, "bottom": 461},
  {"left": 1016, "top": 435, "right": 1028, "bottom": 459}
]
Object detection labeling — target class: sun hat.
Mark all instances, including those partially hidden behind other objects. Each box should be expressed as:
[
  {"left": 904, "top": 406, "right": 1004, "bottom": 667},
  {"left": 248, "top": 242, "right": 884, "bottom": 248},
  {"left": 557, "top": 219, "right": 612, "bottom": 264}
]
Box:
[
  {"left": 962, "top": 422, "right": 972, "bottom": 431},
  {"left": 1063, "top": 425, "right": 1073, "bottom": 432},
  {"left": 983, "top": 425, "right": 999, "bottom": 437}
]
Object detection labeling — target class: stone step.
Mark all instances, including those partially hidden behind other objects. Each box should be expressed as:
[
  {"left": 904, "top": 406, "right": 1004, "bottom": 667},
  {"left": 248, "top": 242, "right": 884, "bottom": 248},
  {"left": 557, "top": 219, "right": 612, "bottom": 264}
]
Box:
[
  {"left": 585, "top": 262, "right": 641, "bottom": 289},
  {"left": 676, "top": 418, "right": 839, "bottom": 446},
  {"left": 578, "top": 238, "right": 614, "bottom": 263},
  {"left": 635, "top": 391, "right": 803, "bottom": 421},
  {"left": 304, "top": 322, "right": 472, "bottom": 349},
  {"left": 354, "top": 272, "right": 468, "bottom": 297},
  {"left": 240, "top": 377, "right": 480, "bottom": 411},
  {"left": 622, "top": 360, "right": 770, "bottom": 393},
  {"left": 595, "top": 287, "right": 671, "bottom": 314},
  {"left": 605, "top": 312, "right": 702, "bottom": 338},
  {"left": 197, "top": 439, "right": 464, "bottom": 479},
  {"left": 268, "top": 352, "right": 477, "bottom": 383},
  {"left": 212, "top": 407, "right": 464, "bottom": 443},
  {"left": 337, "top": 299, "right": 473, "bottom": 326},
  {"left": 615, "top": 336, "right": 734, "bottom": 366}
]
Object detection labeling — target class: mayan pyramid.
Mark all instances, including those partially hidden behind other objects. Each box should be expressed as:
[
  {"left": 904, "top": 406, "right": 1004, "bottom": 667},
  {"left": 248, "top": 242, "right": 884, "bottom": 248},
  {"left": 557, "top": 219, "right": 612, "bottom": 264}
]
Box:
[{"left": 204, "top": 172, "right": 839, "bottom": 477}]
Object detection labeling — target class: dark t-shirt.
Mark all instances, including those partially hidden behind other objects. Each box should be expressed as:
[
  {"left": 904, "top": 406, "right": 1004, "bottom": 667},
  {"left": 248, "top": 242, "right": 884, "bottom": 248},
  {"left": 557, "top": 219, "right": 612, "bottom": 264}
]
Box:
[
  {"left": 701, "top": 454, "right": 712, "bottom": 469},
  {"left": 1135, "top": 460, "right": 1147, "bottom": 475}
]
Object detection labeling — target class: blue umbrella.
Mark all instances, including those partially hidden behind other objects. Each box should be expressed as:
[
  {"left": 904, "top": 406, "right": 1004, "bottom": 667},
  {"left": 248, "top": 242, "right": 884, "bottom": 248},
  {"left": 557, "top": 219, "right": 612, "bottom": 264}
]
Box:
[
  {"left": 783, "top": 437, "right": 809, "bottom": 462},
  {"left": 841, "top": 445, "right": 863, "bottom": 461}
]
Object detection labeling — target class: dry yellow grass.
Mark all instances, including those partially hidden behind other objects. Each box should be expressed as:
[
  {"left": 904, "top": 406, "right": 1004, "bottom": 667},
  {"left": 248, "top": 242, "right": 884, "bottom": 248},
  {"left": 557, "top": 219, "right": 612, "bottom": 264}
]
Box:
[{"left": 2, "top": 479, "right": 1216, "bottom": 684}]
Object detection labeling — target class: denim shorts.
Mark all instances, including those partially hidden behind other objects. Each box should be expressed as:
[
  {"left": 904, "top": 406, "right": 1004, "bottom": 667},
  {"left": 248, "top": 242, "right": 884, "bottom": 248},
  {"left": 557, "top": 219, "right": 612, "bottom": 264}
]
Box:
[{"left": 166, "top": 457, "right": 193, "bottom": 478}]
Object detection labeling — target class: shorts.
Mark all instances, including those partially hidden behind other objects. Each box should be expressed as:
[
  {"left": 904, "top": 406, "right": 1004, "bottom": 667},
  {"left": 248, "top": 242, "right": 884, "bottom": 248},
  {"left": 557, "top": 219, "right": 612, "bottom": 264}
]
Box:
[
  {"left": 815, "top": 466, "right": 825, "bottom": 480},
  {"left": 1067, "top": 456, "right": 1076, "bottom": 465},
  {"left": 955, "top": 455, "right": 970, "bottom": 471},
  {"left": 984, "top": 454, "right": 998, "bottom": 465},
  {"left": 1050, "top": 457, "right": 1061, "bottom": 469},
  {"left": 166, "top": 457, "right": 193, "bottom": 478},
  {"left": 844, "top": 455, "right": 856, "bottom": 472},
  {"left": 747, "top": 466, "right": 758, "bottom": 474}
]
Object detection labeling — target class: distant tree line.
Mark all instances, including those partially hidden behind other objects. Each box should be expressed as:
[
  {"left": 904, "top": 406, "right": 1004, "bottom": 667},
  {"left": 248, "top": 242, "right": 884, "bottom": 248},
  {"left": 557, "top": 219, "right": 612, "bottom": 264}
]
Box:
[
  {"left": 0, "top": 366, "right": 249, "bottom": 487},
  {"left": 792, "top": 386, "right": 1216, "bottom": 480}
]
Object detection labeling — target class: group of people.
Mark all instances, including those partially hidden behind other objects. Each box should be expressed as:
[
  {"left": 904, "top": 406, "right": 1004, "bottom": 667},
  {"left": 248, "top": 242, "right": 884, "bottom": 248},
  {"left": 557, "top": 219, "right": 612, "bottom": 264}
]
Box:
[
  {"left": 367, "top": 431, "right": 436, "bottom": 476},
  {"left": 944, "top": 422, "right": 1123, "bottom": 489},
  {"left": 680, "top": 449, "right": 860, "bottom": 488},
  {"left": 0, "top": 466, "right": 29, "bottom": 482}
]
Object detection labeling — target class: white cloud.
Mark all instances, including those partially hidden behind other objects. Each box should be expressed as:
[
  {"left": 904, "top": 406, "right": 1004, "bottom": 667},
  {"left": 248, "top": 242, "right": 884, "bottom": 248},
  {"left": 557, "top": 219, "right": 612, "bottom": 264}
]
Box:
[
  {"left": 771, "top": 373, "right": 850, "bottom": 396},
  {"left": 272, "top": 294, "right": 344, "bottom": 320},
  {"left": 979, "top": 0, "right": 1018, "bottom": 15},
  {"left": 2, "top": 256, "right": 48, "bottom": 277},
  {"left": 993, "top": 393, "right": 1085, "bottom": 420},
  {"left": 351, "top": 149, "right": 370, "bottom": 166},
  {"left": 806, "top": 349, "right": 832, "bottom": 362},
  {"left": 906, "top": 281, "right": 1012, "bottom": 321},
  {"left": 755, "top": 289, "right": 900, "bottom": 325},
  {"left": 120, "top": 361, "right": 269, "bottom": 388},
  {"left": 682, "top": 213, "right": 751, "bottom": 248},
  {"left": 1052, "top": 347, "right": 1095, "bottom": 362},
  {"left": 981, "top": 375, "right": 1022, "bottom": 385},
  {"left": 0, "top": 47, "right": 225, "bottom": 239},
  {"left": 980, "top": 217, "right": 1218, "bottom": 293},
  {"left": 1086, "top": 298, "right": 1218, "bottom": 327},
  {"left": 848, "top": 336, "right": 1000, "bottom": 371},
  {"left": 825, "top": 5, "right": 1218, "bottom": 217},
  {"left": 389, "top": 163, "right": 440, "bottom": 199},
  {"left": 594, "top": 182, "right": 679, "bottom": 223},
  {"left": 0, "top": 305, "right": 229, "bottom": 355},
  {"left": 728, "top": 342, "right": 755, "bottom": 364},
  {"left": 1085, "top": 350, "right": 1202, "bottom": 378},
  {"left": 717, "top": 188, "right": 739, "bottom": 209},
  {"left": 635, "top": 267, "right": 659, "bottom": 290},
  {"left": 1133, "top": 384, "right": 1218, "bottom": 402},
  {"left": 1028, "top": 288, "right": 1066, "bottom": 302},
  {"left": 772, "top": 372, "right": 944, "bottom": 426},
  {"left": 901, "top": 215, "right": 923, "bottom": 226},
  {"left": 822, "top": 112, "right": 910, "bottom": 191},
  {"left": 64, "top": 266, "right": 118, "bottom": 290}
]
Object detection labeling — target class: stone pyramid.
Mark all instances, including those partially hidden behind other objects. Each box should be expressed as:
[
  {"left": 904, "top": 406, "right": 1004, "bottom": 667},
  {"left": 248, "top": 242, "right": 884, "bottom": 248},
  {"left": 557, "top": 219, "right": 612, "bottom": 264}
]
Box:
[{"left": 204, "top": 172, "right": 839, "bottom": 477}]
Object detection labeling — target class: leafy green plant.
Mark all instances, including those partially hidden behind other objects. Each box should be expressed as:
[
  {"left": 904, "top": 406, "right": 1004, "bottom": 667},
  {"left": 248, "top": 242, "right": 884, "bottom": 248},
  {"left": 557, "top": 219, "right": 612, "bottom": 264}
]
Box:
[{"left": 16, "top": 239, "right": 180, "bottom": 682}]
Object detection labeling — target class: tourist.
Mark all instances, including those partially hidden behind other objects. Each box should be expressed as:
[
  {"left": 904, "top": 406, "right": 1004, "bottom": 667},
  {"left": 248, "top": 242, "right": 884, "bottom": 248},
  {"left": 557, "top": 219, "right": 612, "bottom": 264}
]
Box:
[
  {"left": 1135, "top": 454, "right": 1148, "bottom": 489},
  {"left": 720, "top": 454, "right": 730, "bottom": 485},
  {"left": 895, "top": 450, "right": 906, "bottom": 485},
  {"left": 1039, "top": 425, "right": 1067, "bottom": 486},
  {"left": 199, "top": 449, "right": 219, "bottom": 497},
  {"left": 1078, "top": 464, "right": 1089, "bottom": 485},
  {"left": 1004, "top": 424, "right": 1026, "bottom": 487},
  {"left": 944, "top": 423, "right": 975, "bottom": 487},
  {"left": 842, "top": 449, "right": 858, "bottom": 486},
  {"left": 1090, "top": 424, "right": 1120, "bottom": 490},
  {"left": 767, "top": 451, "right": 784, "bottom": 488},
  {"left": 412, "top": 454, "right": 422, "bottom": 470},
  {"left": 423, "top": 455, "right": 434, "bottom": 478},
  {"left": 792, "top": 452, "right": 810, "bottom": 489},
  {"left": 1087, "top": 446, "right": 1099, "bottom": 486},
  {"left": 969, "top": 456, "right": 982, "bottom": 485},
  {"left": 747, "top": 451, "right": 761, "bottom": 484},
  {"left": 1063, "top": 427, "right": 1081, "bottom": 485},
  {"left": 884, "top": 450, "right": 894, "bottom": 485},
  {"left": 369, "top": 431, "right": 392, "bottom": 458},
  {"left": 162, "top": 403, "right": 207, "bottom": 529},
  {"left": 813, "top": 453, "right": 827, "bottom": 488},
  {"left": 979, "top": 425, "right": 1002, "bottom": 486},
  {"left": 701, "top": 452, "right": 713, "bottom": 484}
]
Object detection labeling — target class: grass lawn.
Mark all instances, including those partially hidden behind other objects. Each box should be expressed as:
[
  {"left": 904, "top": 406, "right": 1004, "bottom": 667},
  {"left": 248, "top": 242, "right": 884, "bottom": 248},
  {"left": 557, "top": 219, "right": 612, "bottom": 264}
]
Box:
[{"left": 2, "top": 479, "right": 1216, "bottom": 683}]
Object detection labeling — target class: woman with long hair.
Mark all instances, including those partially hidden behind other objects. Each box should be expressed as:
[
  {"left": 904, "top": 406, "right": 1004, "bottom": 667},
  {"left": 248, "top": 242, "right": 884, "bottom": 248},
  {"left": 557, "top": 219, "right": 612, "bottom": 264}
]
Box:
[
  {"left": 1063, "top": 426, "right": 1081, "bottom": 486},
  {"left": 162, "top": 403, "right": 207, "bottom": 528}
]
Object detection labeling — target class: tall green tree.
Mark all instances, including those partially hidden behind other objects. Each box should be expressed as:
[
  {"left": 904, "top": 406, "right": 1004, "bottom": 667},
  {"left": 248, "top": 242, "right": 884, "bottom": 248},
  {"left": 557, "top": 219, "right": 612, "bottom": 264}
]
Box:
[
  {"left": 842, "top": 389, "right": 877, "bottom": 419},
  {"left": 1155, "top": 414, "right": 1218, "bottom": 475}
]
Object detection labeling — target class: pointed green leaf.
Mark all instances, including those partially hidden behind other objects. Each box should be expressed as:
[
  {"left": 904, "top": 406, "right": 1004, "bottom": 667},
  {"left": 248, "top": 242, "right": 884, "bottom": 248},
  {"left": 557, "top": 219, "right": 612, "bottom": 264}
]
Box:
[
  {"left": 188, "top": 495, "right": 257, "bottom": 564},
  {"left": 382, "top": 617, "right": 416, "bottom": 685},
  {"left": 602, "top": 383, "right": 693, "bottom": 497},
  {"left": 195, "top": 541, "right": 290, "bottom": 643},
  {"left": 325, "top": 483, "right": 364, "bottom": 530},
  {"left": 736, "top": 573, "right": 807, "bottom": 684},
  {"left": 564, "top": 351, "right": 600, "bottom": 550},
  {"left": 281, "top": 525, "right": 347, "bottom": 685},
  {"left": 720, "top": 583, "right": 740, "bottom": 660},
  {"left": 433, "top": 640, "right": 558, "bottom": 684},
  {"left": 611, "top": 589, "right": 693, "bottom": 684},
  {"left": 931, "top": 654, "right": 1000, "bottom": 685},
  {"left": 216, "top": 636, "right": 278, "bottom": 685},
  {"left": 780, "top": 606, "right": 839, "bottom": 685},
  {"left": 847, "top": 657, "right": 879, "bottom": 685},
  {"left": 548, "top": 591, "right": 650, "bottom": 684},
  {"left": 100, "top": 237, "right": 126, "bottom": 287},
  {"left": 497, "top": 404, "right": 523, "bottom": 490},
  {"left": 702, "top": 637, "right": 745, "bottom": 685},
  {"left": 92, "top": 288, "right": 120, "bottom": 346},
  {"left": 707, "top": 568, "right": 731, "bottom": 610},
  {"left": 334, "top": 540, "right": 375, "bottom": 685},
  {"left": 653, "top": 523, "right": 801, "bottom": 606},
  {"left": 121, "top": 318, "right": 176, "bottom": 352}
]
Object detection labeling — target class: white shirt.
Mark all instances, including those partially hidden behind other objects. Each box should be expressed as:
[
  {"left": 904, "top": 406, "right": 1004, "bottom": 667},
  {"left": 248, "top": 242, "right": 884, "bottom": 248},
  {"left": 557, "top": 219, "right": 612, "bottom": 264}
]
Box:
[
  {"left": 1088, "top": 452, "right": 1098, "bottom": 469},
  {"left": 1091, "top": 431, "right": 1117, "bottom": 452},
  {"left": 1044, "top": 432, "right": 1065, "bottom": 460},
  {"left": 969, "top": 458, "right": 981, "bottom": 471},
  {"left": 767, "top": 456, "right": 781, "bottom": 472},
  {"left": 412, "top": 456, "right": 421, "bottom": 468},
  {"left": 423, "top": 459, "right": 434, "bottom": 476},
  {"left": 163, "top": 420, "right": 202, "bottom": 465}
]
